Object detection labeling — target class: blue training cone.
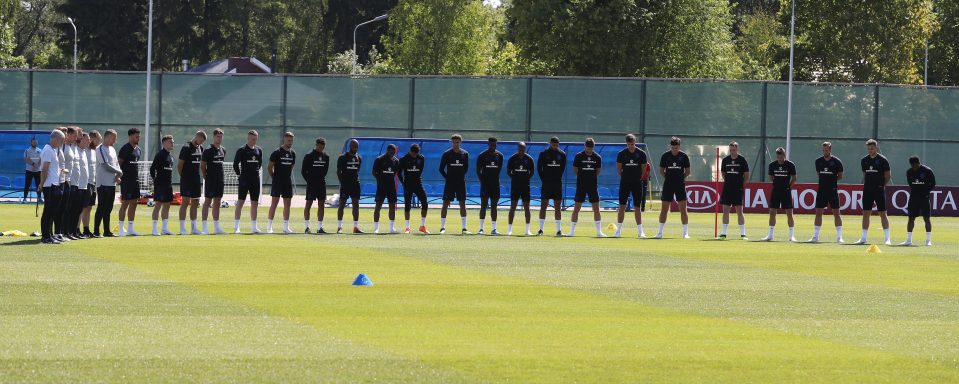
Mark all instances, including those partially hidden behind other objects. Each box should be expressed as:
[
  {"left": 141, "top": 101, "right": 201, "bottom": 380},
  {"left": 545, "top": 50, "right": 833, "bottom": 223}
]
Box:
[{"left": 352, "top": 273, "right": 373, "bottom": 286}]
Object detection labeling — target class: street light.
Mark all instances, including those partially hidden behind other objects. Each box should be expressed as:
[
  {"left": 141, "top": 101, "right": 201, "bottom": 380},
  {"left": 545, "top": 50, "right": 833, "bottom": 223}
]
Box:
[
  {"left": 352, "top": 14, "right": 388, "bottom": 75},
  {"left": 66, "top": 17, "right": 77, "bottom": 71},
  {"left": 785, "top": 0, "right": 795, "bottom": 159},
  {"left": 144, "top": 0, "right": 154, "bottom": 160}
]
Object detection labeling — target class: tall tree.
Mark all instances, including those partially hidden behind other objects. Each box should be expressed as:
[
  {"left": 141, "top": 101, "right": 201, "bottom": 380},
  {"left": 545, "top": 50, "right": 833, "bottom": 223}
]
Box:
[
  {"left": 507, "top": 0, "right": 742, "bottom": 78},
  {"left": 780, "top": 0, "right": 937, "bottom": 84},
  {"left": 57, "top": 0, "right": 147, "bottom": 70},
  {"left": 928, "top": 0, "right": 959, "bottom": 85},
  {"left": 380, "top": 0, "right": 497, "bottom": 75},
  {"left": 323, "top": 0, "right": 395, "bottom": 67}
]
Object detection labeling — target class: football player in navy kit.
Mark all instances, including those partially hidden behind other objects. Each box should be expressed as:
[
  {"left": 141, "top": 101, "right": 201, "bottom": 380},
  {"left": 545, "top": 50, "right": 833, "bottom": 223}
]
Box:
[
  {"left": 301, "top": 137, "right": 330, "bottom": 234},
  {"left": 399, "top": 144, "right": 429, "bottom": 234},
  {"left": 506, "top": 142, "right": 535, "bottom": 236},
  {"left": 337, "top": 139, "right": 363, "bottom": 233},
  {"left": 476, "top": 137, "right": 504, "bottom": 235},
  {"left": 233, "top": 130, "right": 264, "bottom": 233},
  {"left": 614, "top": 134, "right": 648, "bottom": 238},
  {"left": 718, "top": 142, "right": 750, "bottom": 240},
  {"left": 537, "top": 137, "right": 567, "bottom": 236},
  {"left": 177, "top": 130, "right": 206, "bottom": 235},
  {"left": 372, "top": 144, "right": 400, "bottom": 234},
  {"left": 439, "top": 134, "right": 470, "bottom": 234},
  {"left": 853, "top": 139, "right": 892, "bottom": 245},
  {"left": 149, "top": 135, "right": 175, "bottom": 236},
  {"left": 117, "top": 128, "right": 141, "bottom": 236},
  {"left": 200, "top": 128, "right": 227, "bottom": 235},
  {"left": 809, "top": 141, "right": 845, "bottom": 243},
  {"left": 567, "top": 138, "right": 605, "bottom": 237},
  {"left": 760, "top": 147, "right": 798, "bottom": 242},
  {"left": 900, "top": 156, "right": 936, "bottom": 246},
  {"left": 267, "top": 132, "right": 296, "bottom": 234},
  {"left": 655, "top": 137, "right": 691, "bottom": 239}
]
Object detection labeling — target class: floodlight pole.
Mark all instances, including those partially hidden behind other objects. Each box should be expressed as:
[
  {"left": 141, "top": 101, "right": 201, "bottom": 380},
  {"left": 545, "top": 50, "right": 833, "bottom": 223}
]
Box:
[
  {"left": 351, "top": 14, "right": 388, "bottom": 127},
  {"left": 352, "top": 14, "right": 389, "bottom": 75},
  {"left": 67, "top": 17, "right": 77, "bottom": 71},
  {"left": 785, "top": 0, "right": 795, "bottom": 159},
  {"left": 144, "top": 0, "right": 154, "bottom": 160}
]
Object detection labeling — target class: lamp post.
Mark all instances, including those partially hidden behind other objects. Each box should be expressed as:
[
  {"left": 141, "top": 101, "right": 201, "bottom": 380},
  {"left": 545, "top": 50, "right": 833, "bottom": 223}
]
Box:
[
  {"left": 144, "top": 0, "right": 154, "bottom": 160},
  {"left": 352, "top": 14, "right": 388, "bottom": 75},
  {"left": 66, "top": 17, "right": 77, "bottom": 71},
  {"left": 785, "top": 0, "right": 795, "bottom": 159}
]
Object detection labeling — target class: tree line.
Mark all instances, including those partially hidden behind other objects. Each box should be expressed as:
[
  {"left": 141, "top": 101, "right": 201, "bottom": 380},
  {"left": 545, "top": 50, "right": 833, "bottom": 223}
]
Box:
[{"left": 2, "top": 0, "right": 958, "bottom": 85}]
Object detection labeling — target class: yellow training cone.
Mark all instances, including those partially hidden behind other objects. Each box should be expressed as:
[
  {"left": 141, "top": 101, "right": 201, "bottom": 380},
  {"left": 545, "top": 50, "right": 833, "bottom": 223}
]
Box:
[
  {"left": 866, "top": 244, "right": 882, "bottom": 253},
  {"left": 607, "top": 223, "right": 617, "bottom": 231}
]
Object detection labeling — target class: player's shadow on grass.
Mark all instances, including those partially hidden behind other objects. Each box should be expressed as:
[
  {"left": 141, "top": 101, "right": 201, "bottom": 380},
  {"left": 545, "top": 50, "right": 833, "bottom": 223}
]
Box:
[{"left": 0, "top": 238, "right": 43, "bottom": 246}]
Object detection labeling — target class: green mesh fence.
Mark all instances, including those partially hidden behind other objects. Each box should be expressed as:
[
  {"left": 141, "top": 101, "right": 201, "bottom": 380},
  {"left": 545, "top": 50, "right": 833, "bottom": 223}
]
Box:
[{"left": 1, "top": 70, "right": 956, "bottom": 186}]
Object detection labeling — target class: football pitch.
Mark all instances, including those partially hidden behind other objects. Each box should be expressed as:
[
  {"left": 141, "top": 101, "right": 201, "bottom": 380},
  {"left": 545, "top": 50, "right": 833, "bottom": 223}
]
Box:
[{"left": 1, "top": 204, "right": 957, "bottom": 383}]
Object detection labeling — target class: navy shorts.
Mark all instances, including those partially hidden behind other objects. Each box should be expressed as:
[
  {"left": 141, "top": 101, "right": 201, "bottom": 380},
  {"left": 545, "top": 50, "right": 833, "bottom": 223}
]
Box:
[
  {"left": 154, "top": 184, "right": 174, "bottom": 203},
  {"left": 660, "top": 182, "right": 686, "bottom": 202},
  {"left": 305, "top": 183, "right": 327, "bottom": 202},
  {"left": 238, "top": 178, "right": 260, "bottom": 201},
  {"left": 120, "top": 182, "right": 140, "bottom": 201},
  {"left": 816, "top": 187, "right": 840, "bottom": 209},
  {"left": 770, "top": 188, "right": 793, "bottom": 209},
  {"left": 574, "top": 184, "right": 600, "bottom": 203},
  {"left": 180, "top": 180, "right": 201, "bottom": 199},
  {"left": 541, "top": 182, "right": 563, "bottom": 201},
  {"left": 204, "top": 180, "right": 224, "bottom": 199},
  {"left": 443, "top": 181, "right": 466, "bottom": 202},
  {"left": 861, "top": 187, "right": 886, "bottom": 211}
]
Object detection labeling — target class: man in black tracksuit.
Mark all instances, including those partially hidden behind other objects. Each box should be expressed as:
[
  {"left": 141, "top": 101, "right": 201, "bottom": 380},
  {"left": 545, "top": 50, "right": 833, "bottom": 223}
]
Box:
[
  {"left": 537, "top": 136, "right": 566, "bottom": 236},
  {"left": 372, "top": 144, "right": 400, "bottom": 234},
  {"left": 233, "top": 130, "right": 263, "bottom": 233},
  {"left": 301, "top": 137, "right": 330, "bottom": 234},
  {"left": 507, "top": 142, "right": 535, "bottom": 236},
  {"left": 439, "top": 134, "right": 470, "bottom": 234},
  {"left": 476, "top": 137, "right": 504, "bottom": 235},
  {"left": 399, "top": 143, "right": 429, "bottom": 234},
  {"left": 337, "top": 139, "right": 363, "bottom": 234}
]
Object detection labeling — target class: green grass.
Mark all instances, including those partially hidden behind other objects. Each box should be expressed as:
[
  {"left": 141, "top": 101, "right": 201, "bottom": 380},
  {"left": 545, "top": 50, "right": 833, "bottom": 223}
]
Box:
[{"left": 1, "top": 204, "right": 958, "bottom": 382}]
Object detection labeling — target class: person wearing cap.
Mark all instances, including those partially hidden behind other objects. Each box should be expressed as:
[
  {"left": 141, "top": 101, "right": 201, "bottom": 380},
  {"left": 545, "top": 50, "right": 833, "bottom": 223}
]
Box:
[
  {"left": 476, "top": 137, "right": 504, "bottom": 235},
  {"left": 302, "top": 137, "right": 330, "bottom": 234},
  {"left": 506, "top": 141, "right": 535, "bottom": 236},
  {"left": 537, "top": 136, "right": 566, "bottom": 236},
  {"left": 23, "top": 137, "right": 43, "bottom": 204}
]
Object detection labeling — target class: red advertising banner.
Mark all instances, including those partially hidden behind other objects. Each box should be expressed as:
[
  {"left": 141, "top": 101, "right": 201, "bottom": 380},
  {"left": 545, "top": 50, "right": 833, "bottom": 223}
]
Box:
[{"left": 678, "top": 182, "right": 959, "bottom": 216}]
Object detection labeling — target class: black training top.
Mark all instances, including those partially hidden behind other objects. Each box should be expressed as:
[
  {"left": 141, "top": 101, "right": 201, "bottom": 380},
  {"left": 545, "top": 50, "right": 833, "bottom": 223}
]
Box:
[
  {"left": 118, "top": 143, "right": 140, "bottom": 185},
  {"left": 573, "top": 150, "right": 601, "bottom": 186},
  {"left": 768, "top": 160, "right": 797, "bottom": 191},
  {"left": 399, "top": 153, "right": 425, "bottom": 186},
  {"left": 337, "top": 152, "right": 362, "bottom": 185},
  {"left": 202, "top": 145, "right": 226, "bottom": 185},
  {"left": 815, "top": 156, "right": 843, "bottom": 190},
  {"left": 150, "top": 148, "right": 174, "bottom": 188},
  {"left": 269, "top": 147, "right": 296, "bottom": 185},
  {"left": 721, "top": 155, "right": 750, "bottom": 188},
  {"left": 537, "top": 148, "right": 566, "bottom": 183},
  {"left": 906, "top": 165, "right": 936, "bottom": 199},
  {"left": 617, "top": 147, "right": 647, "bottom": 184},
  {"left": 660, "top": 150, "right": 690, "bottom": 184},
  {"left": 507, "top": 153, "right": 535, "bottom": 185},
  {"left": 301, "top": 150, "right": 330, "bottom": 186},
  {"left": 373, "top": 154, "right": 399, "bottom": 185},
  {"left": 476, "top": 149, "right": 504, "bottom": 184},
  {"left": 179, "top": 141, "right": 204, "bottom": 184},
  {"left": 233, "top": 145, "right": 263, "bottom": 181},
  {"left": 439, "top": 149, "right": 469, "bottom": 181},
  {"left": 860, "top": 154, "right": 890, "bottom": 189}
]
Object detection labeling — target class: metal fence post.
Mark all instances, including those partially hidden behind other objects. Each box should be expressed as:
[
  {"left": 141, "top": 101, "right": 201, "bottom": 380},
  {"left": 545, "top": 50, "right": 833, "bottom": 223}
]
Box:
[
  {"left": 27, "top": 71, "right": 34, "bottom": 131},
  {"left": 408, "top": 77, "right": 416, "bottom": 138},
  {"left": 281, "top": 75, "right": 288, "bottom": 134},
  {"left": 873, "top": 84, "right": 880, "bottom": 140},
  {"left": 639, "top": 79, "right": 647, "bottom": 144},
  {"left": 525, "top": 77, "right": 533, "bottom": 142},
  {"left": 759, "top": 82, "right": 768, "bottom": 182}
]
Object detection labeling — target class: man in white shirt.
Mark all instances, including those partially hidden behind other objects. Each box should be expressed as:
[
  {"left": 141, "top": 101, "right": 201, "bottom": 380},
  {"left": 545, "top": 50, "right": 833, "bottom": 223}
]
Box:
[
  {"left": 56, "top": 127, "right": 79, "bottom": 241},
  {"left": 40, "top": 130, "right": 65, "bottom": 244},
  {"left": 81, "top": 131, "right": 100, "bottom": 237}
]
